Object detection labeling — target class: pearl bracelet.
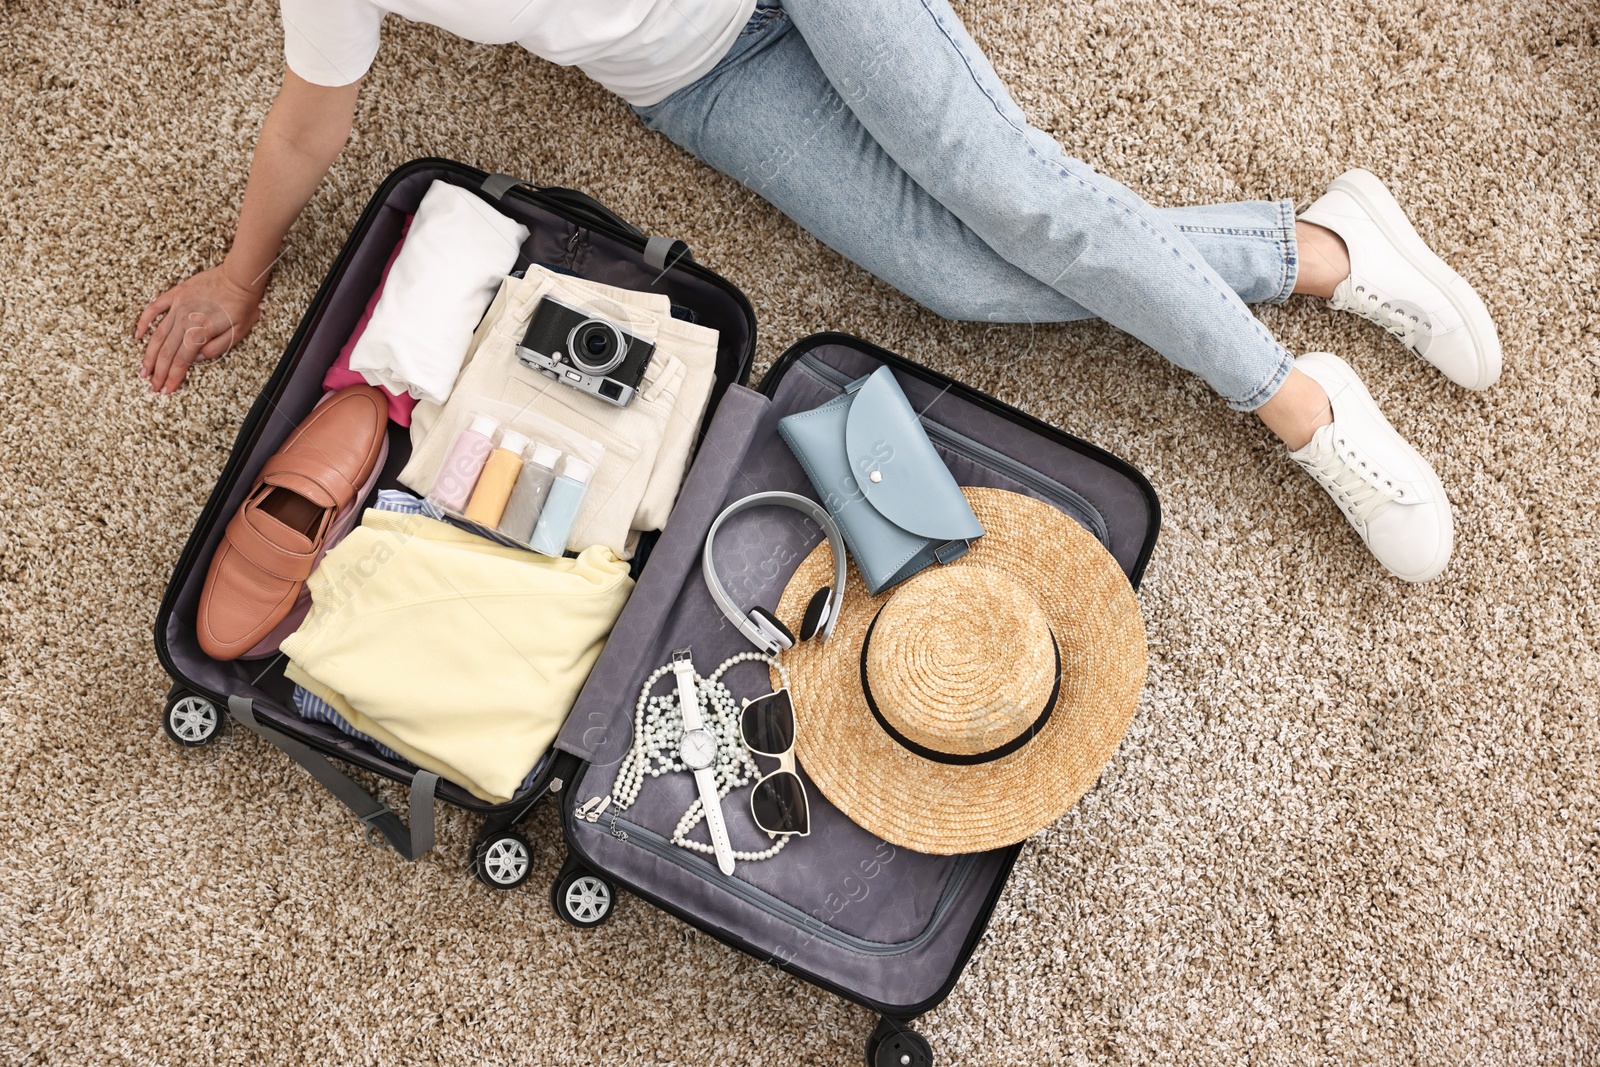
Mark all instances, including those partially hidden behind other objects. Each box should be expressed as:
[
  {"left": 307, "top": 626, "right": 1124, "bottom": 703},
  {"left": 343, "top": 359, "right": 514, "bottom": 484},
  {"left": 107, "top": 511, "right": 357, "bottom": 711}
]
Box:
[{"left": 606, "top": 652, "right": 790, "bottom": 863}]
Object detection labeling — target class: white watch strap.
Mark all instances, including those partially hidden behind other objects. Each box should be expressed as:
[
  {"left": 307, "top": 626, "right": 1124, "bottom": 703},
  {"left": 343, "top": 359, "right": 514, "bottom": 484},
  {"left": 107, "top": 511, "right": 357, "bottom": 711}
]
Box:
[
  {"left": 672, "top": 649, "right": 735, "bottom": 875},
  {"left": 695, "top": 766, "right": 736, "bottom": 875},
  {"left": 672, "top": 648, "right": 703, "bottom": 731}
]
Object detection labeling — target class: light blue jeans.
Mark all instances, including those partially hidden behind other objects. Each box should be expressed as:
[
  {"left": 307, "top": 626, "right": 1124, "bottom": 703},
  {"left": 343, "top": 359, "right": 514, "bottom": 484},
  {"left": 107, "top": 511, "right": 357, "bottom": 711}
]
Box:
[{"left": 633, "top": 0, "right": 1301, "bottom": 410}]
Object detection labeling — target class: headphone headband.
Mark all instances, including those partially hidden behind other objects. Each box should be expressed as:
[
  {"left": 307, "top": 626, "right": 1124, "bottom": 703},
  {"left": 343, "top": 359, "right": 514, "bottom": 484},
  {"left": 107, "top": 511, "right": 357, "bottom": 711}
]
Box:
[{"left": 703, "top": 492, "right": 850, "bottom": 654}]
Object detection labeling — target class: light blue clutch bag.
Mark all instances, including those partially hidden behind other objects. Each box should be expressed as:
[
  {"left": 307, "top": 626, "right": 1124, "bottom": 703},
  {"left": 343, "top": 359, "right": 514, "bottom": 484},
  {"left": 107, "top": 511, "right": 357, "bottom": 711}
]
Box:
[{"left": 779, "top": 366, "right": 985, "bottom": 595}]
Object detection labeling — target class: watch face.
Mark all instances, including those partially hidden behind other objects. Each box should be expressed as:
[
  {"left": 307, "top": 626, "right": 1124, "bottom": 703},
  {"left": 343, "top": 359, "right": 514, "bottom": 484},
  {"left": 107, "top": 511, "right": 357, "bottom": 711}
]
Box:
[{"left": 679, "top": 728, "right": 717, "bottom": 771}]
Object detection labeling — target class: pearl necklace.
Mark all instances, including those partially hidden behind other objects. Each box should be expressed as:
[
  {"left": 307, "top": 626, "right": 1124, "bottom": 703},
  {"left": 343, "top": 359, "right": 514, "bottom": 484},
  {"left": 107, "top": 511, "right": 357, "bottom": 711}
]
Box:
[{"left": 604, "top": 651, "right": 791, "bottom": 863}]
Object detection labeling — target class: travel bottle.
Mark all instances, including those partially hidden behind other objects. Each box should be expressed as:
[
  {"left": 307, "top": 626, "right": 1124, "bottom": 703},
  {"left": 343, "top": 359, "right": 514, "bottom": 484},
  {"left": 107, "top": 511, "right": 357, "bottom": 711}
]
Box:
[
  {"left": 498, "top": 441, "right": 562, "bottom": 543},
  {"left": 464, "top": 428, "right": 530, "bottom": 528},
  {"left": 529, "top": 456, "right": 593, "bottom": 556},
  {"left": 431, "top": 412, "right": 498, "bottom": 512}
]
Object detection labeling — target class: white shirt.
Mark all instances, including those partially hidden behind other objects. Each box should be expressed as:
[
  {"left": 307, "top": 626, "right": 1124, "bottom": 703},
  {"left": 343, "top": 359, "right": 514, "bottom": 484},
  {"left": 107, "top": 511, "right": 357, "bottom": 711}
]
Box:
[{"left": 279, "top": 0, "right": 757, "bottom": 106}]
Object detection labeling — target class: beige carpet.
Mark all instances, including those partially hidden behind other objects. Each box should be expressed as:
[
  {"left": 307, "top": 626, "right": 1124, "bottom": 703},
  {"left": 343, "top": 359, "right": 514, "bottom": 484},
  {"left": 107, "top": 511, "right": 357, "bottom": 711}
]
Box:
[{"left": 3, "top": 0, "right": 1598, "bottom": 1062}]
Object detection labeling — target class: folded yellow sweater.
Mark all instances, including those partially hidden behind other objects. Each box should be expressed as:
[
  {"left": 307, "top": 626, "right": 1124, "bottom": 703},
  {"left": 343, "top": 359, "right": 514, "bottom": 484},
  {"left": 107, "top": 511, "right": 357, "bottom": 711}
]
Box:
[{"left": 280, "top": 510, "right": 633, "bottom": 802}]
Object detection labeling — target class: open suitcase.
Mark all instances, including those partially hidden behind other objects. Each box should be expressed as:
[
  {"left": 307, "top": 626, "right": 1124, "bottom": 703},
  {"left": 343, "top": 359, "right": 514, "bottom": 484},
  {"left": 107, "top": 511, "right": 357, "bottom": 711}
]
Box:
[
  {"left": 154, "top": 160, "right": 1160, "bottom": 1065},
  {"left": 153, "top": 157, "right": 758, "bottom": 866}
]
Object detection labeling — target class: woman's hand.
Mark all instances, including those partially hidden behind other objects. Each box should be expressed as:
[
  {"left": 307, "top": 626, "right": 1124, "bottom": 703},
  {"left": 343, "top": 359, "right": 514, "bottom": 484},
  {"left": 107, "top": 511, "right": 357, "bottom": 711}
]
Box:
[
  {"left": 136, "top": 264, "right": 265, "bottom": 394},
  {"left": 133, "top": 69, "right": 363, "bottom": 394}
]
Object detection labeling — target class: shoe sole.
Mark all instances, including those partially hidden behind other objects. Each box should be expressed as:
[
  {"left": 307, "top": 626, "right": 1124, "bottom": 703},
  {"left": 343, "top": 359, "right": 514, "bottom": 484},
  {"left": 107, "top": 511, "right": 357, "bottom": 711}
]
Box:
[
  {"left": 1300, "top": 352, "right": 1455, "bottom": 582},
  {"left": 1325, "top": 169, "right": 1503, "bottom": 391}
]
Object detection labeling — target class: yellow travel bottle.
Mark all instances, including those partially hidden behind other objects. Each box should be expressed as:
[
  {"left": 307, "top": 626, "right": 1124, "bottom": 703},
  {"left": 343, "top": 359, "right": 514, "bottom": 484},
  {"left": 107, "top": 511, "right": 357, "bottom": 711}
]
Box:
[{"left": 463, "top": 428, "right": 529, "bottom": 528}]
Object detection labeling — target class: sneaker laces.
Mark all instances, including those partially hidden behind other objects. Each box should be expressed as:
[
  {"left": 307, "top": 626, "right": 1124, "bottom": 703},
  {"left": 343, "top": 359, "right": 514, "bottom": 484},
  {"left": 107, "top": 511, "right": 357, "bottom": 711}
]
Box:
[
  {"left": 1331, "top": 278, "right": 1430, "bottom": 353},
  {"left": 1294, "top": 425, "right": 1404, "bottom": 525}
]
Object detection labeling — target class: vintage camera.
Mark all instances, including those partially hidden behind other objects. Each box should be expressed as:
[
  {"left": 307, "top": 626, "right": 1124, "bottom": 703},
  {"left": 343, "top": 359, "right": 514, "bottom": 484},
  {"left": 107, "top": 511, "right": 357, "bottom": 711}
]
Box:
[{"left": 515, "top": 296, "right": 656, "bottom": 407}]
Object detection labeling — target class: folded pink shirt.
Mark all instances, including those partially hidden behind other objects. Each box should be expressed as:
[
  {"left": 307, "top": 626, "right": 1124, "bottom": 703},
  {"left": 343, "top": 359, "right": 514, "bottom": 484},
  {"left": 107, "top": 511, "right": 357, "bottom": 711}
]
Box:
[{"left": 323, "top": 216, "right": 418, "bottom": 426}]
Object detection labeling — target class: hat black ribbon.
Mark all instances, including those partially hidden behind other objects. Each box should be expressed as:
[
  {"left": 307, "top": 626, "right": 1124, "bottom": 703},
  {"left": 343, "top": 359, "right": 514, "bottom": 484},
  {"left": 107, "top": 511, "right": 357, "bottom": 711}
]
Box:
[{"left": 857, "top": 610, "right": 1062, "bottom": 766}]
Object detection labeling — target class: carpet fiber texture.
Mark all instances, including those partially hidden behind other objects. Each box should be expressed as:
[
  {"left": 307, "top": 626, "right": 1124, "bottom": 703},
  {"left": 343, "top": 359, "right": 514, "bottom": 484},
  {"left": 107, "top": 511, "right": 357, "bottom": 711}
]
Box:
[{"left": 2, "top": 1, "right": 1598, "bottom": 1063}]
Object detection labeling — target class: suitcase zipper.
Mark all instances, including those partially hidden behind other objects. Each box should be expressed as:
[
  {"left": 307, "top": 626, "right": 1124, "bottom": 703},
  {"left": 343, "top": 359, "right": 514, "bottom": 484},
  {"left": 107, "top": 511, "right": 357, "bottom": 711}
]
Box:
[
  {"left": 559, "top": 226, "right": 584, "bottom": 271},
  {"left": 791, "top": 352, "right": 1112, "bottom": 548},
  {"left": 576, "top": 794, "right": 624, "bottom": 839},
  {"left": 590, "top": 813, "right": 977, "bottom": 957}
]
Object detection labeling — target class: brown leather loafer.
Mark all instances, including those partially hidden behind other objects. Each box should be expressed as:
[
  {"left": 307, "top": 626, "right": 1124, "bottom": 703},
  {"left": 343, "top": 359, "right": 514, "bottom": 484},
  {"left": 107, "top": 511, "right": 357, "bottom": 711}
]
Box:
[{"left": 197, "top": 385, "right": 389, "bottom": 660}]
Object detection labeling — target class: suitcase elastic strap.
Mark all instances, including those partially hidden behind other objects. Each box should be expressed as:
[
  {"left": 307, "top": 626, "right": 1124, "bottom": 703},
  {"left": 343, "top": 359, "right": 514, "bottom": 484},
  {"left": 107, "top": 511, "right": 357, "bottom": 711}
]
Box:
[
  {"left": 642, "top": 235, "right": 692, "bottom": 272},
  {"left": 228, "top": 696, "right": 437, "bottom": 861},
  {"left": 479, "top": 173, "right": 692, "bottom": 271}
]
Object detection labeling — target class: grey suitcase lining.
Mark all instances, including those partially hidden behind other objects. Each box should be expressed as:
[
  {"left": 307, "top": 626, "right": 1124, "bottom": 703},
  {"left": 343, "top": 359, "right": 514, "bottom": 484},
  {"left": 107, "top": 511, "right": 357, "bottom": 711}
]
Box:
[{"left": 555, "top": 338, "right": 1154, "bottom": 1010}]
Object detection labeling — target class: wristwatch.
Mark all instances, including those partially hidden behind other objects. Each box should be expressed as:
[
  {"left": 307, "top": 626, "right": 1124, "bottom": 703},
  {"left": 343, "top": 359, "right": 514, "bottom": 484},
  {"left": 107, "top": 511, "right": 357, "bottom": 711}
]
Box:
[{"left": 673, "top": 648, "right": 735, "bottom": 875}]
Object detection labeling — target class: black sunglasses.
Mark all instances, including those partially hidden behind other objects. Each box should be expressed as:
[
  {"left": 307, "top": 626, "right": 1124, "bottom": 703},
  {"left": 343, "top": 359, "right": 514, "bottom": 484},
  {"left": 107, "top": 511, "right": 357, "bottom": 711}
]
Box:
[{"left": 740, "top": 688, "right": 810, "bottom": 838}]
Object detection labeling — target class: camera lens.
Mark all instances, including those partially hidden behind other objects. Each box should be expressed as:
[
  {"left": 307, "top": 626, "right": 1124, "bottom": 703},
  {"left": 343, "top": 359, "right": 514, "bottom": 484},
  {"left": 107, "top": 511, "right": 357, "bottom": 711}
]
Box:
[{"left": 566, "top": 318, "right": 625, "bottom": 374}]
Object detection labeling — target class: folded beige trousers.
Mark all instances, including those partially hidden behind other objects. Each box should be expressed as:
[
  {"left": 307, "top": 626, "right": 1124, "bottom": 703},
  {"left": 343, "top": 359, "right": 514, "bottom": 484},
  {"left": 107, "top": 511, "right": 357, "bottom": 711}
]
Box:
[{"left": 401, "top": 267, "right": 719, "bottom": 557}]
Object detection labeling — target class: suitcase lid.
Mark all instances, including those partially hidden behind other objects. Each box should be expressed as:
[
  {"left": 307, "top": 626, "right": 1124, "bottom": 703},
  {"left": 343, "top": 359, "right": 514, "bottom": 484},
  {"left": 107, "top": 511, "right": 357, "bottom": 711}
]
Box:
[{"left": 554, "top": 331, "right": 1160, "bottom": 1015}]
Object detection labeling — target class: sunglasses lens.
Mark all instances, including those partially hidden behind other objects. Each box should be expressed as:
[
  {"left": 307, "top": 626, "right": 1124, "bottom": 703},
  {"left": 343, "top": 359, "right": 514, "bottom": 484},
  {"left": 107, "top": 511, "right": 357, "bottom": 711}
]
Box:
[
  {"left": 752, "top": 772, "right": 808, "bottom": 836},
  {"left": 741, "top": 690, "right": 795, "bottom": 754}
]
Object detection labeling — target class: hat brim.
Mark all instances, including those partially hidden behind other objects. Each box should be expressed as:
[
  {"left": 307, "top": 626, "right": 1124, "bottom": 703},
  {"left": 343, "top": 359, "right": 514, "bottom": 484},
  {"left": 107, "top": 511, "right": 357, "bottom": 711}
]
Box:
[{"left": 771, "top": 487, "right": 1146, "bottom": 855}]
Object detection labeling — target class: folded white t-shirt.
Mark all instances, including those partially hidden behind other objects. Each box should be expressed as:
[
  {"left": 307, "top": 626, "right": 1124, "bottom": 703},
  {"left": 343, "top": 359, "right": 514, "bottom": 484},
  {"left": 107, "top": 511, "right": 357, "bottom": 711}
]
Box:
[
  {"left": 347, "top": 180, "right": 529, "bottom": 406},
  {"left": 279, "top": 0, "right": 756, "bottom": 106}
]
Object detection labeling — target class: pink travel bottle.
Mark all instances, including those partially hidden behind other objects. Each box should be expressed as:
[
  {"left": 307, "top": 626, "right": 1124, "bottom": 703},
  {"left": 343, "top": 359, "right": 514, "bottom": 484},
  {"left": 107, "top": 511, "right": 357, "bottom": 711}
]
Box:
[{"left": 431, "top": 413, "right": 499, "bottom": 511}]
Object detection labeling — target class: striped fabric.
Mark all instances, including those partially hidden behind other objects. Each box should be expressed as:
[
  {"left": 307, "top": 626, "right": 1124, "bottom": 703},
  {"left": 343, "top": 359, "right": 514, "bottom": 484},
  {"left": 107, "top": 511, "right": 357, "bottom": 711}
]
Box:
[{"left": 292, "top": 684, "right": 407, "bottom": 761}]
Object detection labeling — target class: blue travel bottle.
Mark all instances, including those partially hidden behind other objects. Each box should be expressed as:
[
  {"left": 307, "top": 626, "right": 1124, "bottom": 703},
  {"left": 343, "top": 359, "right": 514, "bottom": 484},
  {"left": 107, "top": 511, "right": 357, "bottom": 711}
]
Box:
[{"left": 529, "top": 456, "right": 594, "bottom": 556}]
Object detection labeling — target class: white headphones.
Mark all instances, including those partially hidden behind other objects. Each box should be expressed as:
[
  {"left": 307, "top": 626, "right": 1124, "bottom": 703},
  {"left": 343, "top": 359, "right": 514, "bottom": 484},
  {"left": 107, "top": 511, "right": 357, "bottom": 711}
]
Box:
[{"left": 702, "top": 492, "right": 849, "bottom": 656}]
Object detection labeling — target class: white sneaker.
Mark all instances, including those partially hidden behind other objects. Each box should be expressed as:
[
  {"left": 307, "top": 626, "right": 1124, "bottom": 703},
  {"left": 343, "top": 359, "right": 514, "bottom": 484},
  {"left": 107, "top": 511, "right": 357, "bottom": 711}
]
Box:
[
  {"left": 1288, "top": 353, "right": 1454, "bottom": 582},
  {"left": 1300, "top": 169, "right": 1502, "bottom": 391}
]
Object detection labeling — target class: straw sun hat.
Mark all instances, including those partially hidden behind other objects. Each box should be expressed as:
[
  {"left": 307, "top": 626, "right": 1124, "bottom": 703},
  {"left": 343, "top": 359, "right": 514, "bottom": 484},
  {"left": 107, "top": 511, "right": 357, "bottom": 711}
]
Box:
[{"left": 770, "top": 487, "right": 1146, "bottom": 854}]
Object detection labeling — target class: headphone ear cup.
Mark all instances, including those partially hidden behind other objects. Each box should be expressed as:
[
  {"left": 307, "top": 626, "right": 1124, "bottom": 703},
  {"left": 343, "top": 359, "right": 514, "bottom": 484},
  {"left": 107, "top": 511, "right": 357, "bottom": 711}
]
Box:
[
  {"left": 799, "top": 587, "right": 833, "bottom": 641},
  {"left": 749, "top": 606, "right": 795, "bottom": 651}
]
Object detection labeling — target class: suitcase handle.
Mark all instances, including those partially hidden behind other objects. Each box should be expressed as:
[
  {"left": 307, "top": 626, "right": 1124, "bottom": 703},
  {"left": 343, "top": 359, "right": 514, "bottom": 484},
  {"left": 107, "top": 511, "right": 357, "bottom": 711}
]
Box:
[
  {"left": 228, "top": 696, "right": 437, "bottom": 861},
  {"left": 480, "top": 174, "right": 694, "bottom": 271}
]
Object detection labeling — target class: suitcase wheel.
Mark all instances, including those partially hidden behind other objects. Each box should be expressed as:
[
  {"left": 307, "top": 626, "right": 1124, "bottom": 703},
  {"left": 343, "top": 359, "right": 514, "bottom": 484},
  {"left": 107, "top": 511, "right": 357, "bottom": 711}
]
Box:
[
  {"left": 471, "top": 831, "right": 535, "bottom": 891},
  {"left": 163, "top": 685, "right": 223, "bottom": 748},
  {"left": 551, "top": 864, "right": 615, "bottom": 928},
  {"left": 866, "top": 1017, "right": 934, "bottom": 1067}
]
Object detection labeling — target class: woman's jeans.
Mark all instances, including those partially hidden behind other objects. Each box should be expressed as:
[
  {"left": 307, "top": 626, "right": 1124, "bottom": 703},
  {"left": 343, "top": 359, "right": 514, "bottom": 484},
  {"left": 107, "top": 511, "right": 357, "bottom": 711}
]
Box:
[{"left": 633, "top": 0, "right": 1300, "bottom": 411}]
